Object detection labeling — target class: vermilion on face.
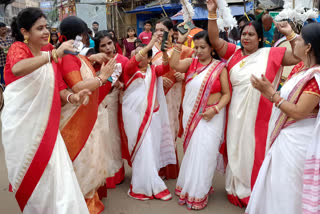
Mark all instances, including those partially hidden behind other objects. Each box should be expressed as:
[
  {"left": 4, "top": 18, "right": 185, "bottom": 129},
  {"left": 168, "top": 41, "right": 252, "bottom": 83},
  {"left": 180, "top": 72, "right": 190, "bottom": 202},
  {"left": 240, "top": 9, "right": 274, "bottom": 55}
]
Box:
[
  {"left": 194, "top": 39, "right": 212, "bottom": 61},
  {"left": 241, "top": 25, "right": 259, "bottom": 53}
]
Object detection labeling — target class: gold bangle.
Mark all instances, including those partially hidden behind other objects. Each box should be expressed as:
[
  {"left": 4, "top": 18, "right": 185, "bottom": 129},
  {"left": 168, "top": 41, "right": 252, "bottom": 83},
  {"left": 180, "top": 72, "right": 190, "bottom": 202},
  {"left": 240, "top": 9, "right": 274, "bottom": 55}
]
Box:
[
  {"left": 286, "top": 31, "right": 297, "bottom": 41},
  {"left": 52, "top": 49, "right": 59, "bottom": 63},
  {"left": 139, "top": 49, "right": 147, "bottom": 58},
  {"left": 208, "top": 11, "right": 217, "bottom": 19}
]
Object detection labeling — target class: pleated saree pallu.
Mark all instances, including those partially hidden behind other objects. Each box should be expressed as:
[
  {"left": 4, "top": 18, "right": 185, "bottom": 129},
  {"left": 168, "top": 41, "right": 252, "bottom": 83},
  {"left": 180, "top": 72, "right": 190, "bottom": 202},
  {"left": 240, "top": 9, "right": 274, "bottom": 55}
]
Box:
[{"left": 2, "top": 53, "right": 88, "bottom": 213}]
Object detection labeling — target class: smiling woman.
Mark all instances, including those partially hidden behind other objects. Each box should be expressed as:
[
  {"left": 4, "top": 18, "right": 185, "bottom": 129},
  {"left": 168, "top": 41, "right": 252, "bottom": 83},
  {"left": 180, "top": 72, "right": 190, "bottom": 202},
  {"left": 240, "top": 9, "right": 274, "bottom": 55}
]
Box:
[{"left": 2, "top": 7, "right": 90, "bottom": 214}]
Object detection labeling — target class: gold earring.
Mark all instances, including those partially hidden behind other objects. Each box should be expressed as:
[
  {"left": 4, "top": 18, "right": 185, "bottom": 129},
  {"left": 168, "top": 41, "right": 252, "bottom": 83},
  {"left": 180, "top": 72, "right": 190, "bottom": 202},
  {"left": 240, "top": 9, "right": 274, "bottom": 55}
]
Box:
[{"left": 24, "top": 35, "right": 29, "bottom": 44}]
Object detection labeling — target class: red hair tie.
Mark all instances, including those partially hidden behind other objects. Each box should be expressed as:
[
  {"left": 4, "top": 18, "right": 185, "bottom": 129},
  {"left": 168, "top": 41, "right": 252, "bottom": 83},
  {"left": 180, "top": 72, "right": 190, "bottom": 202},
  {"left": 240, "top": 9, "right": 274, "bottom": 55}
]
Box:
[{"left": 59, "top": 35, "right": 67, "bottom": 43}]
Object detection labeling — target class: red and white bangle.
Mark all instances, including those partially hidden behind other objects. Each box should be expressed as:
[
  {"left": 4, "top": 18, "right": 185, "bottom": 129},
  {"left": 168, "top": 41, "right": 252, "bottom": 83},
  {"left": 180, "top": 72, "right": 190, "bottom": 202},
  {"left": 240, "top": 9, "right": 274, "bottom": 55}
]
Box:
[{"left": 275, "top": 97, "right": 285, "bottom": 108}]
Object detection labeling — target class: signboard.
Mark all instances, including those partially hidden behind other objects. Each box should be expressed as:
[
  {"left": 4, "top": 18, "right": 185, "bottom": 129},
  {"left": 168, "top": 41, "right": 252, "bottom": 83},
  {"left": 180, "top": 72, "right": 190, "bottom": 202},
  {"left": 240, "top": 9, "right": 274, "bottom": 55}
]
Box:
[{"left": 76, "top": 4, "right": 107, "bottom": 30}]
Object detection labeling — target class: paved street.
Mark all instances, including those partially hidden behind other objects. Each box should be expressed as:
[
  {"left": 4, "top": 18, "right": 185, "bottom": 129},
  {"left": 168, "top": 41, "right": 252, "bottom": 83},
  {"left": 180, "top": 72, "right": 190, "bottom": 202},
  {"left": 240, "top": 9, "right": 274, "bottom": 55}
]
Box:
[{"left": 0, "top": 127, "right": 245, "bottom": 213}]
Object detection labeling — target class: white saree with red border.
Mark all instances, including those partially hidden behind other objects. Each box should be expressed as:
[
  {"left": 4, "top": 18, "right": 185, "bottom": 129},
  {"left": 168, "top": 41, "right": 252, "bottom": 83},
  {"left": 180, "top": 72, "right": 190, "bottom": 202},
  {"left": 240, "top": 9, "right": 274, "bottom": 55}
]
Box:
[
  {"left": 2, "top": 57, "right": 88, "bottom": 213},
  {"left": 302, "top": 73, "right": 320, "bottom": 214},
  {"left": 175, "top": 59, "right": 226, "bottom": 210},
  {"left": 225, "top": 47, "right": 285, "bottom": 206},
  {"left": 246, "top": 66, "right": 320, "bottom": 214},
  {"left": 122, "top": 65, "right": 176, "bottom": 200}
]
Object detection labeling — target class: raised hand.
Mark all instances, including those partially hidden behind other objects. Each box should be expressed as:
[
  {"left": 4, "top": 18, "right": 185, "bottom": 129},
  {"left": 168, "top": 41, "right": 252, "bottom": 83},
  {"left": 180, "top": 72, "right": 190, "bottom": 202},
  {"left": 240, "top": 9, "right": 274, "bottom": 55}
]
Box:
[
  {"left": 163, "top": 77, "right": 174, "bottom": 89},
  {"left": 177, "top": 23, "right": 191, "bottom": 43},
  {"left": 100, "top": 58, "right": 116, "bottom": 83},
  {"left": 206, "top": 0, "right": 218, "bottom": 13},
  {"left": 274, "top": 21, "right": 293, "bottom": 36},
  {"left": 174, "top": 72, "right": 185, "bottom": 82}
]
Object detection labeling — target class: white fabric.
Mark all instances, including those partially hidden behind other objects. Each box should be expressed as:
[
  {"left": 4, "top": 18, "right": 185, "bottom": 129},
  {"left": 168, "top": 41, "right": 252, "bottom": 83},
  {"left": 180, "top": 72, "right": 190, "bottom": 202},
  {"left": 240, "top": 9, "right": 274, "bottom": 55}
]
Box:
[
  {"left": 165, "top": 82, "right": 183, "bottom": 141},
  {"left": 177, "top": 61, "right": 226, "bottom": 201},
  {"left": 122, "top": 67, "right": 176, "bottom": 196},
  {"left": 25, "top": 133, "right": 89, "bottom": 214},
  {"left": 131, "top": 111, "right": 170, "bottom": 196},
  {"left": 246, "top": 67, "right": 320, "bottom": 214},
  {"left": 302, "top": 73, "right": 320, "bottom": 214},
  {"left": 103, "top": 88, "right": 124, "bottom": 178},
  {"left": 225, "top": 48, "right": 276, "bottom": 199},
  {"left": 60, "top": 57, "right": 109, "bottom": 198},
  {"left": 2, "top": 57, "right": 88, "bottom": 213}
]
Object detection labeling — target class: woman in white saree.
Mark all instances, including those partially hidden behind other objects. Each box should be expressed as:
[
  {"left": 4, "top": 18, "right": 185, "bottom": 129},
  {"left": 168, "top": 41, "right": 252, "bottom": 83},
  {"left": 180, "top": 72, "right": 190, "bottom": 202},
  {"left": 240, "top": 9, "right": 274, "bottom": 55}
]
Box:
[
  {"left": 122, "top": 34, "right": 176, "bottom": 201},
  {"left": 207, "top": 0, "right": 301, "bottom": 206},
  {"left": 246, "top": 22, "right": 320, "bottom": 214},
  {"left": 170, "top": 30, "right": 231, "bottom": 210},
  {"left": 2, "top": 8, "right": 90, "bottom": 214}
]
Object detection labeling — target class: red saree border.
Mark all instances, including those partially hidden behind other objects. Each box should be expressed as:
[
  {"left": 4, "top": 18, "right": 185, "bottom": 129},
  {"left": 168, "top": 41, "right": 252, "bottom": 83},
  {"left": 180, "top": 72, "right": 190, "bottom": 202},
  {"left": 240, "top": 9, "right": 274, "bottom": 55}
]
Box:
[
  {"left": 251, "top": 47, "right": 286, "bottom": 189},
  {"left": 15, "top": 63, "right": 61, "bottom": 211},
  {"left": 130, "top": 68, "right": 157, "bottom": 163},
  {"left": 61, "top": 56, "right": 99, "bottom": 161},
  {"left": 182, "top": 61, "right": 225, "bottom": 153},
  {"left": 269, "top": 68, "right": 320, "bottom": 147}
]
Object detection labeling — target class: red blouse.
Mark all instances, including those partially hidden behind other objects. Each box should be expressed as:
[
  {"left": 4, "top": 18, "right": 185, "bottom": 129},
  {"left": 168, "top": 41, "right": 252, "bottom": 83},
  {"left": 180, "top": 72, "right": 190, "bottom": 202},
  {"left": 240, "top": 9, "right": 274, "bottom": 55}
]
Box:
[
  {"left": 186, "top": 58, "right": 221, "bottom": 94},
  {"left": 287, "top": 62, "right": 320, "bottom": 97},
  {"left": 5, "top": 41, "right": 66, "bottom": 91},
  {"left": 123, "top": 55, "right": 170, "bottom": 87}
]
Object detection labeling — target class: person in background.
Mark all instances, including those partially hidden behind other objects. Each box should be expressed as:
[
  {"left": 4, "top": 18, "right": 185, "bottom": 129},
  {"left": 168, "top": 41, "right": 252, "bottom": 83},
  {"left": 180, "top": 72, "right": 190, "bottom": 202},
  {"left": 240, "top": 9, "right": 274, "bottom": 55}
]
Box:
[
  {"left": 87, "top": 28, "right": 95, "bottom": 48},
  {"left": 0, "top": 22, "right": 13, "bottom": 85},
  {"left": 261, "top": 13, "right": 276, "bottom": 47},
  {"left": 130, "top": 39, "right": 142, "bottom": 58},
  {"left": 92, "top": 21, "right": 99, "bottom": 36},
  {"left": 122, "top": 27, "right": 136, "bottom": 58},
  {"left": 106, "top": 29, "right": 123, "bottom": 55},
  {"left": 49, "top": 31, "right": 59, "bottom": 48},
  {"left": 138, "top": 20, "right": 152, "bottom": 45}
]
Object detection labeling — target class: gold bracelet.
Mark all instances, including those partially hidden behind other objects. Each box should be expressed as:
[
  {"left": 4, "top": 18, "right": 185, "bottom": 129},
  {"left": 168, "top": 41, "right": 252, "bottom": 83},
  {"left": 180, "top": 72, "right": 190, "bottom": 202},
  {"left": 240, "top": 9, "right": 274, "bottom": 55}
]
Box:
[
  {"left": 286, "top": 31, "right": 297, "bottom": 41},
  {"left": 208, "top": 11, "right": 217, "bottom": 19},
  {"left": 52, "top": 49, "right": 59, "bottom": 63},
  {"left": 139, "top": 49, "right": 147, "bottom": 58}
]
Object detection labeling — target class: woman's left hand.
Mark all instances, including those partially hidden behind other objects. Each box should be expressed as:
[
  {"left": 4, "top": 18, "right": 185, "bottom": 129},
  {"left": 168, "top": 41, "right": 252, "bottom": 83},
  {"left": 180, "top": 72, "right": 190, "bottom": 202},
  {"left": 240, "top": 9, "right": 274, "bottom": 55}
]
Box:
[
  {"left": 200, "top": 107, "right": 216, "bottom": 121},
  {"left": 163, "top": 77, "right": 174, "bottom": 89},
  {"left": 174, "top": 72, "right": 185, "bottom": 82},
  {"left": 70, "top": 89, "right": 92, "bottom": 105},
  {"left": 251, "top": 74, "right": 275, "bottom": 100}
]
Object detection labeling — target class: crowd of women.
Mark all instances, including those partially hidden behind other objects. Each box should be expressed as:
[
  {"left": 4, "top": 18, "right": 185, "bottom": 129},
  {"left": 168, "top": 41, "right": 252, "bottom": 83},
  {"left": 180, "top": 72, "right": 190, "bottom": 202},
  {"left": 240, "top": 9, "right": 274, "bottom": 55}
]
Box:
[{"left": 1, "top": 0, "right": 320, "bottom": 213}]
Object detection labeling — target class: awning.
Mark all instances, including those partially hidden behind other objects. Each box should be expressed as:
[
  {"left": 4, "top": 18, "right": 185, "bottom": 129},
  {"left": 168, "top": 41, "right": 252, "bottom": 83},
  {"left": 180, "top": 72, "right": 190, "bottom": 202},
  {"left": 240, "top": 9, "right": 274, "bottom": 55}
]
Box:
[
  {"left": 171, "top": 2, "right": 253, "bottom": 21},
  {"left": 126, "top": 3, "right": 182, "bottom": 14}
]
